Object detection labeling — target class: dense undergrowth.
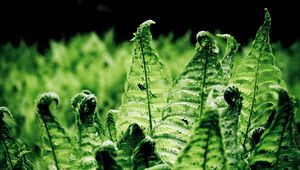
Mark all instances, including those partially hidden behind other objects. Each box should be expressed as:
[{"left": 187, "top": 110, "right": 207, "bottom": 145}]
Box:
[{"left": 1, "top": 9, "right": 300, "bottom": 169}]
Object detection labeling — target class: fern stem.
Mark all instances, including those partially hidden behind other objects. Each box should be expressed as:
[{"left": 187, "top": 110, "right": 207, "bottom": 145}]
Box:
[
  {"left": 138, "top": 37, "right": 153, "bottom": 135},
  {"left": 199, "top": 52, "right": 208, "bottom": 119},
  {"left": 41, "top": 117, "right": 60, "bottom": 170},
  {"left": 203, "top": 127, "right": 211, "bottom": 170},
  {"left": 0, "top": 134, "right": 13, "bottom": 168},
  {"left": 242, "top": 54, "right": 260, "bottom": 150}
]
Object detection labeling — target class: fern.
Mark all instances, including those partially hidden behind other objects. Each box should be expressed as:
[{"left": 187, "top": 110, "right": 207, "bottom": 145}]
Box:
[
  {"left": 173, "top": 92, "right": 227, "bottom": 169},
  {"left": 117, "top": 20, "right": 171, "bottom": 138},
  {"left": 36, "top": 92, "right": 75, "bottom": 170},
  {"left": 153, "top": 31, "right": 227, "bottom": 164},
  {"left": 95, "top": 140, "right": 121, "bottom": 170},
  {"left": 132, "top": 136, "right": 162, "bottom": 170},
  {"left": 249, "top": 89, "right": 300, "bottom": 169},
  {"left": 71, "top": 90, "right": 105, "bottom": 169},
  {"left": 117, "top": 123, "right": 145, "bottom": 169},
  {"left": 232, "top": 9, "right": 286, "bottom": 151},
  {"left": 221, "top": 85, "right": 247, "bottom": 169},
  {"left": 0, "top": 107, "right": 33, "bottom": 170},
  {"left": 105, "top": 110, "right": 118, "bottom": 142},
  {"left": 217, "top": 34, "right": 239, "bottom": 79}
]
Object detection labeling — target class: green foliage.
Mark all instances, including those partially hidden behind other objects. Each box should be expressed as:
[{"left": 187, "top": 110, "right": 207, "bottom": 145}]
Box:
[
  {"left": 222, "top": 85, "right": 247, "bottom": 169},
  {"left": 71, "top": 90, "right": 105, "bottom": 169},
  {"left": 117, "top": 123, "right": 146, "bottom": 169},
  {"left": 0, "top": 8, "right": 299, "bottom": 170},
  {"left": 173, "top": 92, "right": 227, "bottom": 170},
  {"left": 36, "top": 92, "right": 75, "bottom": 169},
  {"left": 117, "top": 20, "right": 171, "bottom": 138},
  {"left": 153, "top": 31, "right": 235, "bottom": 164},
  {"left": 0, "top": 107, "right": 33, "bottom": 170},
  {"left": 132, "top": 136, "right": 162, "bottom": 170},
  {"left": 249, "top": 89, "right": 300, "bottom": 169},
  {"left": 105, "top": 110, "right": 118, "bottom": 142},
  {"left": 95, "top": 140, "right": 121, "bottom": 170},
  {"left": 232, "top": 9, "right": 286, "bottom": 151}
]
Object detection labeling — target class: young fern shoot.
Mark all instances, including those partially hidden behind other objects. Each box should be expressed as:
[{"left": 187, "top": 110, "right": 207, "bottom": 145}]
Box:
[
  {"left": 71, "top": 90, "right": 105, "bottom": 169},
  {"left": 222, "top": 85, "right": 247, "bottom": 169},
  {"left": 36, "top": 92, "right": 75, "bottom": 170}
]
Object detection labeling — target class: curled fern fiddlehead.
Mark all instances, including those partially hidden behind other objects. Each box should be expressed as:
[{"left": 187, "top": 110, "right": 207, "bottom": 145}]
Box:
[
  {"left": 95, "top": 140, "right": 121, "bottom": 170},
  {"left": 37, "top": 92, "right": 75, "bottom": 170},
  {"left": 132, "top": 136, "right": 162, "bottom": 170},
  {"left": 71, "top": 90, "right": 105, "bottom": 169},
  {"left": 222, "top": 85, "right": 247, "bottom": 169}
]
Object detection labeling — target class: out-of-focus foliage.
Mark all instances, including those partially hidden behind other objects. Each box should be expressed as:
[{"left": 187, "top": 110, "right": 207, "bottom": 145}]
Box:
[{"left": 0, "top": 8, "right": 300, "bottom": 169}]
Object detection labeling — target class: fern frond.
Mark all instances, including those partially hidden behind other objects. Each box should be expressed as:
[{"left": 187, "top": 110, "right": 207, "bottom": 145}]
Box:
[
  {"left": 95, "top": 140, "right": 121, "bottom": 170},
  {"left": 132, "top": 136, "right": 162, "bottom": 170},
  {"left": 0, "top": 107, "right": 33, "bottom": 170},
  {"left": 71, "top": 90, "right": 105, "bottom": 169},
  {"left": 37, "top": 92, "right": 75, "bottom": 170},
  {"left": 232, "top": 8, "right": 286, "bottom": 151},
  {"left": 249, "top": 89, "right": 300, "bottom": 169},
  {"left": 105, "top": 110, "right": 118, "bottom": 142},
  {"left": 173, "top": 92, "right": 227, "bottom": 170},
  {"left": 117, "top": 123, "right": 145, "bottom": 169},
  {"left": 117, "top": 20, "right": 171, "bottom": 138},
  {"left": 217, "top": 34, "right": 239, "bottom": 79},
  {"left": 221, "top": 85, "right": 247, "bottom": 169},
  {"left": 153, "top": 31, "right": 226, "bottom": 164}
]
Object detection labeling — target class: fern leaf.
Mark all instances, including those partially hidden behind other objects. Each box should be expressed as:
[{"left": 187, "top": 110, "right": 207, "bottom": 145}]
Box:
[
  {"left": 153, "top": 31, "right": 226, "bottom": 164},
  {"left": 0, "top": 107, "right": 33, "bottom": 170},
  {"left": 249, "top": 89, "right": 300, "bottom": 169},
  {"left": 232, "top": 8, "right": 286, "bottom": 151},
  {"left": 221, "top": 85, "right": 247, "bottom": 169},
  {"left": 117, "top": 20, "right": 171, "bottom": 138},
  {"left": 173, "top": 92, "right": 227, "bottom": 170},
  {"left": 105, "top": 110, "right": 118, "bottom": 142},
  {"left": 132, "top": 136, "right": 162, "bottom": 170},
  {"left": 71, "top": 90, "right": 105, "bottom": 169},
  {"left": 217, "top": 34, "right": 239, "bottom": 79},
  {"left": 117, "top": 123, "right": 145, "bottom": 169},
  {"left": 37, "top": 92, "right": 75, "bottom": 170},
  {"left": 95, "top": 140, "right": 122, "bottom": 170}
]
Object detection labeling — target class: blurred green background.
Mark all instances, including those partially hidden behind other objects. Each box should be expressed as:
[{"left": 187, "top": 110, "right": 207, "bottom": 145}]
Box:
[{"left": 0, "top": 30, "right": 299, "bottom": 166}]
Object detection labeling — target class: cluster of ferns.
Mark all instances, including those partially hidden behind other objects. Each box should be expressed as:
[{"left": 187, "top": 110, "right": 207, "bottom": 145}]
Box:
[{"left": 1, "top": 9, "right": 299, "bottom": 170}]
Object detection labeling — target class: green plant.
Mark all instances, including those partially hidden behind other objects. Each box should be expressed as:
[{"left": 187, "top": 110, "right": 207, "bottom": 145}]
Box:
[{"left": 0, "top": 8, "right": 299, "bottom": 170}]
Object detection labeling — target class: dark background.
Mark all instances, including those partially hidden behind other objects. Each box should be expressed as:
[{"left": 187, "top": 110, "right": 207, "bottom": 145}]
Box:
[{"left": 0, "top": 0, "right": 299, "bottom": 51}]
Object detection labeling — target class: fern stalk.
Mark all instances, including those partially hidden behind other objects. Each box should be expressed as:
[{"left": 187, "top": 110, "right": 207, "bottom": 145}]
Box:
[
  {"left": 138, "top": 37, "right": 153, "bottom": 134},
  {"left": 242, "top": 55, "right": 260, "bottom": 149}
]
